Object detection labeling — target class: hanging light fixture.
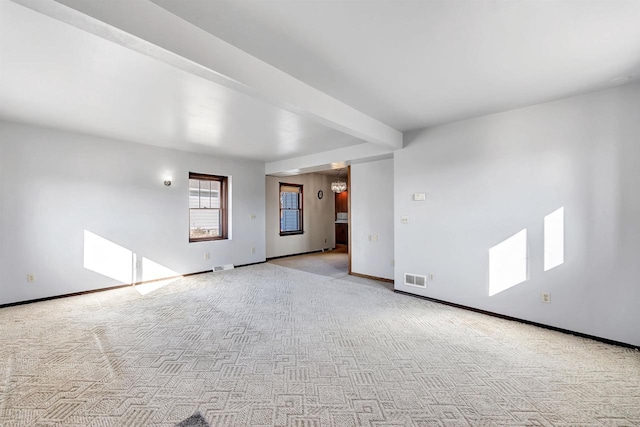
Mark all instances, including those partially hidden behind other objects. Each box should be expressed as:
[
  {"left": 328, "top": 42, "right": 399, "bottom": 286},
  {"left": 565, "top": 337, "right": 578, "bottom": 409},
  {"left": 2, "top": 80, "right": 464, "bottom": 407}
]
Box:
[{"left": 331, "top": 169, "right": 347, "bottom": 193}]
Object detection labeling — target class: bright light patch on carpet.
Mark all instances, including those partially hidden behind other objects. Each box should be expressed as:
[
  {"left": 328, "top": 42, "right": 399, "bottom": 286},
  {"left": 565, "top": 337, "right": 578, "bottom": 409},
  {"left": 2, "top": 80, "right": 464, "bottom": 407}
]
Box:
[
  {"left": 489, "top": 229, "right": 528, "bottom": 296},
  {"left": 134, "top": 277, "right": 181, "bottom": 295},
  {"left": 141, "top": 257, "right": 178, "bottom": 282}
]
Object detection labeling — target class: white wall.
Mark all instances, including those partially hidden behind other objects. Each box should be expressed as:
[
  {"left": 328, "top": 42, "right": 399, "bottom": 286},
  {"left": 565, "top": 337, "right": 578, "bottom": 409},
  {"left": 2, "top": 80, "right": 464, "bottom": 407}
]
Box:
[
  {"left": 351, "top": 159, "right": 394, "bottom": 280},
  {"left": 395, "top": 83, "right": 640, "bottom": 347},
  {"left": 266, "top": 174, "right": 335, "bottom": 258},
  {"left": 0, "top": 121, "right": 266, "bottom": 305}
]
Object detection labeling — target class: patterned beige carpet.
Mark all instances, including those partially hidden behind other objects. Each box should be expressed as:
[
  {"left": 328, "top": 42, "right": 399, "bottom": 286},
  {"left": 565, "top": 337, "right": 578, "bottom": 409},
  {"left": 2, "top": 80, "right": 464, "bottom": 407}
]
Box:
[
  {"left": 268, "top": 247, "right": 350, "bottom": 280},
  {"left": 0, "top": 263, "right": 639, "bottom": 426},
  {"left": 268, "top": 248, "right": 393, "bottom": 292}
]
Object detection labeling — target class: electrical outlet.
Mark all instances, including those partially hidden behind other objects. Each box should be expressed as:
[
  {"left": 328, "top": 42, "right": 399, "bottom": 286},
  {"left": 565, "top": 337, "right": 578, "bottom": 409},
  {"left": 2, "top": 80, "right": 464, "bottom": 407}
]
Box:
[
  {"left": 428, "top": 273, "right": 435, "bottom": 281},
  {"left": 251, "top": 247, "right": 256, "bottom": 254},
  {"left": 373, "top": 234, "right": 378, "bottom": 242},
  {"left": 204, "top": 252, "right": 210, "bottom": 260},
  {"left": 400, "top": 215, "right": 409, "bottom": 224},
  {"left": 541, "top": 292, "right": 551, "bottom": 303},
  {"left": 250, "top": 213, "right": 256, "bottom": 219},
  {"left": 27, "top": 274, "right": 36, "bottom": 282}
]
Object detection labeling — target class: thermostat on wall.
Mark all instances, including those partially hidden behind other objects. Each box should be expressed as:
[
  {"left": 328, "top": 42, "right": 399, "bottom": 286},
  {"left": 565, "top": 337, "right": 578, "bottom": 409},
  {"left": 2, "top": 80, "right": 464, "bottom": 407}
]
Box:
[{"left": 413, "top": 193, "right": 426, "bottom": 201}]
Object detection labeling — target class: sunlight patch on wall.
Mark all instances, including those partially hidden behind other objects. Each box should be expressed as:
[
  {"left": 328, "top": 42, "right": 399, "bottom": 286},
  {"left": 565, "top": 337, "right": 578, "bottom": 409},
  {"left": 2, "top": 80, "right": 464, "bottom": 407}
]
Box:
[
  {"left": 84, "top": 230, "right": 180, "bottom": 295},
  {"left": 489, "top": 229, "right": 528, "bottom": 296},
  {"left": 544, "top": 207, "right": 564, "bottom": 271},
  {"left": 83, "top": 230, "right": 133, "bottom": 284}
]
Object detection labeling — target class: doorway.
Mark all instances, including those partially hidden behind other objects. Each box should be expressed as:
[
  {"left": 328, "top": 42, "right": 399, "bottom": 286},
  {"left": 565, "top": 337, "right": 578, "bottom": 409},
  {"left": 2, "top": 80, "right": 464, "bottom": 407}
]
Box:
[{"left": 334, "top": 187, "right": 348, "bottom": 253}]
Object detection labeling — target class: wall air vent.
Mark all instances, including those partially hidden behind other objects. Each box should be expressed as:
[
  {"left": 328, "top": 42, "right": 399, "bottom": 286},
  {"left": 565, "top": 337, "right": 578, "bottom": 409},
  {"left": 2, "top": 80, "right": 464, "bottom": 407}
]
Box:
[{"left": 404, "top": 273, "right": 427, "bottom": 288}]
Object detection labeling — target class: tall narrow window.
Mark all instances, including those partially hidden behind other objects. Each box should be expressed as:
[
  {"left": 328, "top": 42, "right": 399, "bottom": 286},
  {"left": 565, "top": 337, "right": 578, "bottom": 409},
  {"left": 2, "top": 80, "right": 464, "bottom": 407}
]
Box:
[
  {"left": 280, "top": 183, "right": 303, "bottom": 235},
  {"left": 189, "top": 172, "right": 228, "bottom": 242}
]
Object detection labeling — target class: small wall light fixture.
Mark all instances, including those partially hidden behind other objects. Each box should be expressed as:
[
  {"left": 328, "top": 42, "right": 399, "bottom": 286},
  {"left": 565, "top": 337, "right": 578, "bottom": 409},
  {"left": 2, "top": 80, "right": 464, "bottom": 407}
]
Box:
[{"left": 164, "top": 176, "right": 172, "bottom": 186}]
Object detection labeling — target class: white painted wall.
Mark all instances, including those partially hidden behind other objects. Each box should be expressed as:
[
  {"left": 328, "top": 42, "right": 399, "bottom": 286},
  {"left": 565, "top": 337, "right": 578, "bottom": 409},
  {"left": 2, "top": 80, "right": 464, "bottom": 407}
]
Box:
[
  {"left": 351, "top": 159, "right": 394, "bottom": 280},
  {"left": 0, "top": 121, "right": 266, "bottom": 305},
  {"left": 266, "top": 174, "right": 335, "bottom": 258},
  {"left": 395, "top": 83, "right": 640, "bottom": 347}
]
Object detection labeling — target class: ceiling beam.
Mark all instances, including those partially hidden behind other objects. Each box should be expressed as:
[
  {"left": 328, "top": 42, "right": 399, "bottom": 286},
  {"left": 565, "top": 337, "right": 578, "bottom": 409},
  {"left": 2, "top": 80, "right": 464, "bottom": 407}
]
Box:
[
  {"left": 11, "top": 0, "right": 403, "bottom": 150},
  {"left": 265, "top": 143, "right": 393, "bottom": 176}
]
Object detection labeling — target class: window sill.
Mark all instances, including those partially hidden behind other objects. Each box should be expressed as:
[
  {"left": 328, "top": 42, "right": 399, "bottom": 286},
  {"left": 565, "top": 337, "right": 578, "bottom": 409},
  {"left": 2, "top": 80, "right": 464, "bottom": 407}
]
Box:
[
  {"left": 280, "top": 231, "right": 304, "bottom": 236},
  {"left": 189, "top": 237, "right": 228, "bottom": 243}
]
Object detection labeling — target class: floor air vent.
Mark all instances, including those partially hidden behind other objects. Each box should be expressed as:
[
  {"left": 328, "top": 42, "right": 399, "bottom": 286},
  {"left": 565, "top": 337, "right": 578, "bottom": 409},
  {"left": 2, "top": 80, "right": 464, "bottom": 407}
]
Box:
[
  {"left": 213, "top": 264, "right": 234, "bottom": 272},
  {"left": 404, "top": 273, "right": 427, "bottom": 288}
]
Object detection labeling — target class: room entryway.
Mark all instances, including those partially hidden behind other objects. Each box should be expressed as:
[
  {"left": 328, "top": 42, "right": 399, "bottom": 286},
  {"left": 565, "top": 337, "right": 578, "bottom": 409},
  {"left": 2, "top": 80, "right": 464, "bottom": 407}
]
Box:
[{"left": 268, "top": 248, "right": 393, "bottom": 291}]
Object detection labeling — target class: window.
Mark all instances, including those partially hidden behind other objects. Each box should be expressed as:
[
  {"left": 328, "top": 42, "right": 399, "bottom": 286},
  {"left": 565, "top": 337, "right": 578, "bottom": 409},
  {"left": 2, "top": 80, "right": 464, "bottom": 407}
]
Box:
[
  {"left": 189, "top": 172, "right": 228, "bottom": 242},
  {"left": 279, "top": 183, "right": 303, "bottom": 235}
]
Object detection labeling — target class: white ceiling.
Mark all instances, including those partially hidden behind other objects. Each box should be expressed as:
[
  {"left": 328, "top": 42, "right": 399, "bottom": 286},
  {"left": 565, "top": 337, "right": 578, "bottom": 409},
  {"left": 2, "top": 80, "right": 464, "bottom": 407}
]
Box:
[
  {"left": 0, "top": 0, "right": 365, "bottom": 162},
  {"left": 2, "top": 0, "right": 640, "bottom": 166},
  {"left": 152, "top": 0, "right": 640, "bottom": 131}
]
